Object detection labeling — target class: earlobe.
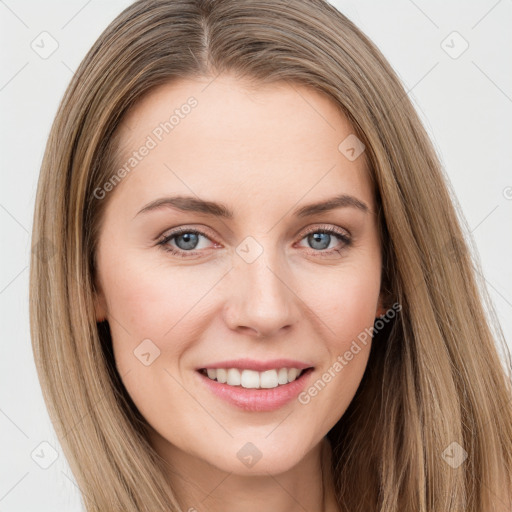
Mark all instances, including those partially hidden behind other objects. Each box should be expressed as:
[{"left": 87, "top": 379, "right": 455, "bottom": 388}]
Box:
[
  {"left": 376, "top": 294, "right": 386, "bottom": 319},
  {"left": 93, "top": 288, "right": 108, "bottom": 322}
]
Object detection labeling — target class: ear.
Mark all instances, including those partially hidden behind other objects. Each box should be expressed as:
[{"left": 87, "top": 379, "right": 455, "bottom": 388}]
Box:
[
  {"left": 93, "top": 284, "right": 108, "bottom": 322},
  {"left": 375, "top": 292, "right": 387, "bottom": 319}
]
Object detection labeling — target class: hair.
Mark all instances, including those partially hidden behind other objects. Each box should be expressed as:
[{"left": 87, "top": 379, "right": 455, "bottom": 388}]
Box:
[{"left": 29, "top": 0, "right": 512, "bottom": 510}]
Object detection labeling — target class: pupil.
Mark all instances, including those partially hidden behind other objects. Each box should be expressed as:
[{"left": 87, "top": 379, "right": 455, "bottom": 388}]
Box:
[
  {"left": 309, "top": 232, "right": 330, "bottom": 250},
  {"left": 176, "top": 232, "right": 198, "bottom": 250}
]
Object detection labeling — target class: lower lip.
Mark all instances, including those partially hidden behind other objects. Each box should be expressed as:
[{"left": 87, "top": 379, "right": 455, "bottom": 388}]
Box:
[{"left": 196, "top": 368, "right": 314, "bottom": 412}]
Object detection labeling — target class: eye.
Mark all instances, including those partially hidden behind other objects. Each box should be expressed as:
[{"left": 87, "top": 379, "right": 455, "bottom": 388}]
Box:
[
  {"left": 157, "top": 228, "right": 215, "bottom": 258},
  {"left": 296, "top": 225, "right": 352, "bottom": 257},
  {"left": 157, "top": 224, "right": 352, "bottom": 259}
]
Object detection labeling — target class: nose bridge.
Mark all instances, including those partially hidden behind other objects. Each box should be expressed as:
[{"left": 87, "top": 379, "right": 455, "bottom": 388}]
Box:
[{"left": 224, "top": 234, "right": 299, "bottom": 336}]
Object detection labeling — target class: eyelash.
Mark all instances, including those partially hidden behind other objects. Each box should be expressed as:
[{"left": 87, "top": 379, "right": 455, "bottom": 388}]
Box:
[{"left": 157, "top": 225, "right": 352, "bottom": 259}]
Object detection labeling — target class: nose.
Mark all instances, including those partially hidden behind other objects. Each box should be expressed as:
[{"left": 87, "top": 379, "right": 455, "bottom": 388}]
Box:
[{"left": 222, "top": 247, "right": 301, "bottom": 338}]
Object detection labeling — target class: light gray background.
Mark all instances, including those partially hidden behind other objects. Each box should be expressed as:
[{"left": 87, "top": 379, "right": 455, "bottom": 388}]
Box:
[{"left": 1, "top": 1, "right": 511, "bottom": 510}]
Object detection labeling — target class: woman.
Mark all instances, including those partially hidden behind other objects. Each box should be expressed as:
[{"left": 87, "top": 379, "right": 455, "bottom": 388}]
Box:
[{"left": 29, "top": 0, "right": 512, "bottom": 510}]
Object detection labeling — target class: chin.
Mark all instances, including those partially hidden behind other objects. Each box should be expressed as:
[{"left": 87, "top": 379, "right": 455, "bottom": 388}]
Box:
[{"left": 200, "top": 434, "right": 315, "bottom": 476}]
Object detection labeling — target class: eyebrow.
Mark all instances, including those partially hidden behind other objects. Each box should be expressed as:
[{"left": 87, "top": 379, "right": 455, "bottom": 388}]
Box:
[{"left": 135, "top": 193, "right": 370, "bottom": 219}]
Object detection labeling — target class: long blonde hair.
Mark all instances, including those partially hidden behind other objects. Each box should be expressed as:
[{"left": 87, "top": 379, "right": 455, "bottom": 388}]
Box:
[{"left": 29, "top": 0, "right": 512, "bottom": 510}]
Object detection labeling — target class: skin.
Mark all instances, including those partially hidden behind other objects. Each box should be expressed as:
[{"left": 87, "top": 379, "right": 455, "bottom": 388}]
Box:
[{"left": 94, "top": 74, "right": 385, "bottom": 512}]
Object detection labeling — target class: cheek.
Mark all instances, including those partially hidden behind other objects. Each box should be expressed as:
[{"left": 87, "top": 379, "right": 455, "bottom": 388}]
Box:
[
  {"left": 101, "top": 248, "right": 195, "bottom": 330},
  {"left": 301, "top": 255, "right": 381, "bottom": 345},
  {"left": 293, "top": 257, "right": 381, "bottom": 414},
  {"left": 99, "top": 254, "right": 216, "bottom": 431},
  {"left": 99, "top": 248, "right": 226, "bottom": 372}
]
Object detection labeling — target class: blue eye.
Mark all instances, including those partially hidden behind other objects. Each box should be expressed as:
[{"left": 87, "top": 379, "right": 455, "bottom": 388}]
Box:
[
  {"left": 171, "top": 232, "right": 201, "bottom": 250},
  {"left": 157, "top": 225, "right": 351, "bottom": 258},
  {"left": 306, "top": 231, "right": 338, "bottom": 250},
  {"left": 158, "top": 228, "right": 213, "bottom": 257},
  {"left": 298, "top": 227, "right": 352, "bottom": 257}
]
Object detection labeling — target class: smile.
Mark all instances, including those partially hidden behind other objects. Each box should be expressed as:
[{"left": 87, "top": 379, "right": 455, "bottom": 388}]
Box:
[
  {"left": 196, "top": 366, "right": 315, "bottom": 412},
  {"left": 199, "top": 367, "right": 307, "bottom": 389}
]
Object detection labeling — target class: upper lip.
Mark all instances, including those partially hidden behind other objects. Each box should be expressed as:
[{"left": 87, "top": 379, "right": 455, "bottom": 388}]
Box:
[{"left": 198, "top": 358, "right": 314, "bottom": 372}]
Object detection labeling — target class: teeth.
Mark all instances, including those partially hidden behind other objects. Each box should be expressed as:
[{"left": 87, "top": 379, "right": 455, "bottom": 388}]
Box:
[
  {"left": 241, "top": 369, "right": 260, "bottom": 388},
  {"left": 277, "top": 368, "right": 288, "bottom": 385},
  {"left": 288, "top": 368, "right": 299, "bottom": 381},
  {"left": 227, "top": 368, "right": 241, "bottom": 386},
  {"left": 216, "top": 368, "right": 227, "bottom": 383},
  {"left": 201, "top": 367, "right": 306, "bottom": 389},
  {"left": 260, "top": 370, "right": 278, "bottom": 388}
]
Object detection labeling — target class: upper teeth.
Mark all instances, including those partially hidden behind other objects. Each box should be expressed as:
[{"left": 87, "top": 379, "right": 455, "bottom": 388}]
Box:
[{"left": 204, "top": 368, "right": 304, "bottom": 389}]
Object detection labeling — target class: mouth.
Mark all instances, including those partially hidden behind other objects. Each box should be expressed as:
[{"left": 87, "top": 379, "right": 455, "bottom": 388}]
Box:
[
  {"left": 195, "top": 365, "right": 315, "bottom": 412},
  {"left": 197, "top": 366, "right": 313, "bottom": 389}
]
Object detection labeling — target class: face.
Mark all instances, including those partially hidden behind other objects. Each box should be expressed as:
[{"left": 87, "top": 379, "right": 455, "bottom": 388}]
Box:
[{"left": 94, "top": 74, "right": 385, "bottom": 477}]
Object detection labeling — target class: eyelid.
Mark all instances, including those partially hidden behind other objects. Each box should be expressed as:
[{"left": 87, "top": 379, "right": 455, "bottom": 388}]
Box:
[
  {"left": 296, "top": 223, "right": 351, "bottom": 240},
  {"left": 157, "top": 223, "right": 352, "bottom": 257},
  {"left": 157, "top": 224, "right": 216, "bottom": 242},
  {"left": 157, "top": 223, "right": 350, "bottom": 244}
]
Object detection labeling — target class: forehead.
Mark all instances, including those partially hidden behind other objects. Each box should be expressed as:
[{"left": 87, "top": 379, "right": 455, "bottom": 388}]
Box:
[{"left": 108, "top": 75, "right": 375, "bottom": 215}]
